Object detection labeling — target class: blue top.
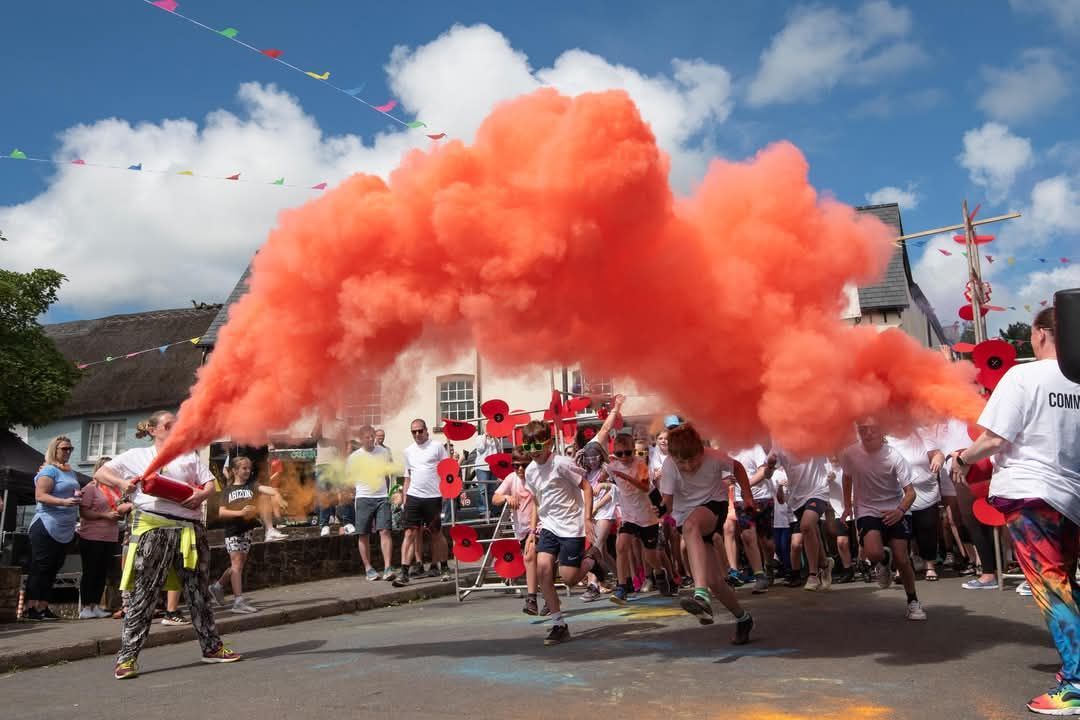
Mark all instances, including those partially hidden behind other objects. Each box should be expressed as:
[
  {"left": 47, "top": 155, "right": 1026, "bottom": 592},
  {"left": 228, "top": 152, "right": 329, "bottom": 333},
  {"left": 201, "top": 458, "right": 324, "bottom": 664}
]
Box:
[{"left": 31, "top": 464, "right": 80, "bottom": 543}]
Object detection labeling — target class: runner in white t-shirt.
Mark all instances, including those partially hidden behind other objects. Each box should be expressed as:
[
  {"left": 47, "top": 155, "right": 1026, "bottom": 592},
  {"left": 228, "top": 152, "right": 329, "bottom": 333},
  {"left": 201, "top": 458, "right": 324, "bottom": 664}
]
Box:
[
  {"left": 950, "top": 308, "right": 1080, "bottom": 715},
  {"left": 888, "top": 429, "right": 945, "bottom": 581},
  {"left": 726, "top": 445, "right": 774, "bottom": 593},
  {"left": 393, "top": 419, "right": 450, "bottom": 586},
  {"left": 659, "top": 423, "right": 754, "bottom": 644},
  {"left": 609, "top": 434, "right": 666, "bottom": 604},
  {"left": 772, "top": 450, "right": 833, "bottom": 591},
  {"left": 839, "top": 418, "right": 925, "bottom": 621}
]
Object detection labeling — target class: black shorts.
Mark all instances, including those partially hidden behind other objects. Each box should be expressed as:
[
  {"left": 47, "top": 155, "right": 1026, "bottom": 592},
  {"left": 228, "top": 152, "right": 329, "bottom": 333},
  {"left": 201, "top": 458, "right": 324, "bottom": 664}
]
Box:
[
  {"left": 857, "top": 515, "right": 913, "bottom": 543},
  {"left": 402, "top": 495, "right": 442, "bottom": 530},
  {"left": 536, "top": 529, "right": 586, "bottom": 568},
  {"left": 794, "top": 497, "right": 830, "bottom": 525},
  {"left": 618, "top": 521, "right": 660, "bottom": 550},
  {"left": 737, "top": 499, "right": 775, "bottom": 531},
  {"left": 677, "top": 500, "right": 728, "bottom": 543}
]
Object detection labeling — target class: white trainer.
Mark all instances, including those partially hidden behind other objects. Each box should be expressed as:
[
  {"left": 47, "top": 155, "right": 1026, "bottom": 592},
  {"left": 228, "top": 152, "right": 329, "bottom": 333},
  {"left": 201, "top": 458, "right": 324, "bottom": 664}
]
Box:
[{"left": 906, "top": 600, "right": 927, "bottom": 621}]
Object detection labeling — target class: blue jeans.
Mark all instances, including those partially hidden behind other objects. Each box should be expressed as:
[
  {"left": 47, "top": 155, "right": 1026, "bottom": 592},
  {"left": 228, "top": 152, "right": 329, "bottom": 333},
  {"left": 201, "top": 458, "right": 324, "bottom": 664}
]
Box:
[
  {"left": 772, "top": 527, "right": 792, "bottom": 574},
  {"left": 319, "top": 502, "right": 355, "bottom": 527}
]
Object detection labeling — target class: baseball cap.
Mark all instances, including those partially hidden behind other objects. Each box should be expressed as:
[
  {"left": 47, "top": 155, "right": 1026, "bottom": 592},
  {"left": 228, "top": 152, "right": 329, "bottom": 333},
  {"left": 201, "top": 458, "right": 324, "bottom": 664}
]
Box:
[{"left": 663, "top": 414, "right": 683, "bottom": 429}]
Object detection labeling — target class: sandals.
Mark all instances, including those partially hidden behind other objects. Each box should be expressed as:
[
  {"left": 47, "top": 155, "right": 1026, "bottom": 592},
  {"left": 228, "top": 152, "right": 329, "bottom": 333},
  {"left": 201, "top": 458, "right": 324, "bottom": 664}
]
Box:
[{"left": 925, "top": 569, "right": 939, "bottom": 582}]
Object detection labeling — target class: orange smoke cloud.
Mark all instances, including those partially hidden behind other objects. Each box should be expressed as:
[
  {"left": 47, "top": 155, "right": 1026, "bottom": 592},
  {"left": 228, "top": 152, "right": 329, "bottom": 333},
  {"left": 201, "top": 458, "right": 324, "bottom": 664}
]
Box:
[{"left": 150, "top": 88, "right": 982, "bottom": 473}]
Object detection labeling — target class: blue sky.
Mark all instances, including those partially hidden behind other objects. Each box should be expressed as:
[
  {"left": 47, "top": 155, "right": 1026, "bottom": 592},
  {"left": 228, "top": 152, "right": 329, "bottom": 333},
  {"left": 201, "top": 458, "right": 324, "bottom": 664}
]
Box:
[{"left": 1, "top": 0, "right": 1077, "bottom": 333}]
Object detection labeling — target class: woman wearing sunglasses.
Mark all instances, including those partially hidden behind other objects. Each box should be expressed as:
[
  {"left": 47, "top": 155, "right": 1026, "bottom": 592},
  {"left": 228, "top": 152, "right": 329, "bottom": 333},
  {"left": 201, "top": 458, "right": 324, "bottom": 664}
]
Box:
[
  {"left": 658, "top": 423, "right": 754, "bottom": 644},
  {"left": 25, "top": 435, "right": 82, "bottom": 621}
]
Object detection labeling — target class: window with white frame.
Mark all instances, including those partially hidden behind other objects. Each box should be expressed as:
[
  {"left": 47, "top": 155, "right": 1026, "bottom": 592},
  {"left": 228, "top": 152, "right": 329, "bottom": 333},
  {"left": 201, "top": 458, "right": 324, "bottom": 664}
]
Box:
[
  {"left": 343, "top": 377, "right": 382, "bottom": 427},
  {"left": 86, "top": 420, "right": 125, "bottom": 460},
  {"left": 437, "top": 375, "right": 475, "bottom": 424},
  {"left": 570, "top": 370, "right": 614, "bottom": 399}
]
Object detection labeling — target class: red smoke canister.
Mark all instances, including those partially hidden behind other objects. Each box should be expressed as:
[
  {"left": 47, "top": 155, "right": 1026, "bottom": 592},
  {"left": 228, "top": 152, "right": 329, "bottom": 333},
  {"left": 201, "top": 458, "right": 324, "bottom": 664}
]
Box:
[{"left": 140, "top": 472, "right": 194, "bottom": 503}]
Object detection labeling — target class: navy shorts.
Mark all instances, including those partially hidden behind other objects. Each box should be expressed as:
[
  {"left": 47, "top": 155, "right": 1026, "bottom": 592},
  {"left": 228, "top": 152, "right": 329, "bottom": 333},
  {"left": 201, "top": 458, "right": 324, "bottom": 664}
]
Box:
[
  {"left": 737, "top": 499, "right": 775, "bottom": 531},
  {"left": 618, "top": 521, "right": 660, "bottom": 550},
  {"left": 402, "top": 495, "right": 442, "bottom": 530},
  {"left": 794, "top": 497, "right": 830, "bottom": 525},
  {"left": 857, "top": 515, "right": 913, "bottom": 543},
  {"left": 677, "top": 500, "right": 729, "bottom": 543},
  {"left": 537, "top": 529, "right": 586, "bottom": 568}
]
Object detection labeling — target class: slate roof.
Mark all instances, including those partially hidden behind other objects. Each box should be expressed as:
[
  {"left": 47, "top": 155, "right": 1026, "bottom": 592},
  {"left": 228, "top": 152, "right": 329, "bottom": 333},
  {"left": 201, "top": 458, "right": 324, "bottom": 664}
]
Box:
[
  {"left": 43, "top": 307, "right": 218, "bottom": 417},
  {"left": 196, "top": 263, "right": 251, "bottom": 349},
  {"left": 855, "top": 203, "right": 910, "bottom": 310}
]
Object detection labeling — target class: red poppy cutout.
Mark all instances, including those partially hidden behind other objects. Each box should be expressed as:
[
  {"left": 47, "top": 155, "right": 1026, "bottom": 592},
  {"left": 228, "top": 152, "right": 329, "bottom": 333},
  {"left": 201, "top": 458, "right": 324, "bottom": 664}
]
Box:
[
  {"left": 952, "top": 342, "right": 976, "bottom": 353},
  {"left": 582, "top": 426, "right": 597, "bottom": 441},
  {"left": 481, "top": 399, "right": 530, "bottom": 439},
  {"left": 972, "top": 339, "right": 1017, "bottom": 391},
  {"left": 450, "top": 525, "right": 483, "bottom": 562},
  {"left": 486, "top": 452, "right": 514, "bottom": 479},
  {"left": 442, "top": 420, "right": 477, "bottom": 441},
  {"left": 972, "top": 497, "right": 1006, "bottom": 527},
  {"left": 491, "top": 539, "right": 525, "bottom": 579},
  {"left": 967, "top": 480, "right": 990, "bottom": 500},
  {"left": 561, "top": 419, "right": 578, "bottom": 444},
  {"left": 967, "top": 458, "right": 993, "bottom": 486},
  {"left": 567, "top": 396, "right": 592, "bottom": 413},
  {"left": 437, "top": 458, "right": 462, "bottom": 499},
  {"left": 958, "top": 304, "right": 990, "bottom": 321}
]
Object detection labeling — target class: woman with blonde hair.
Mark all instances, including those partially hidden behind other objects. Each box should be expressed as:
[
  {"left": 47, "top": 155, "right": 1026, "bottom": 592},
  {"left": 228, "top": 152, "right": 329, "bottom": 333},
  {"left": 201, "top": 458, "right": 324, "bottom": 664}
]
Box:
[
  {"left": 77, "top": 456, "right": 133, "bottom": 619},
  {"left": 25, "top": 436, "right": 81, "bottom": 621},
  {"left": 95, "top": 410, "right": 241, "bottom": 679}
]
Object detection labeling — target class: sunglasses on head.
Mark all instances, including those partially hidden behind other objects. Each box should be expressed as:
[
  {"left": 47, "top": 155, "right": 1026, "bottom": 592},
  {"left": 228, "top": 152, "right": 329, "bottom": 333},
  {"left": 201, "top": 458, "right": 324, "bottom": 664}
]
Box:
[
  {"left": 613, "top": 450, "right": 633, "bottom": 458},
  {"left": 519, "top": 440, "right": 547, "bottom": 452}
]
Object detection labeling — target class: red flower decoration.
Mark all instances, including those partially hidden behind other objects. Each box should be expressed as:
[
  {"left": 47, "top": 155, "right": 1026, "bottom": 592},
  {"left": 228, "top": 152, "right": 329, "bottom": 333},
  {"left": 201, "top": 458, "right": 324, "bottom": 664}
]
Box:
[
  {"left": 437, "top": 458, "right": 462, "bottom": 499},
  {"left": 481, "top": 398, "right": 530, "bottom": 439},
  {"left": 582, "top": 426, "right": 597, "bottom": 441},
  {"left": 951, "top": 342, "right": 976, "bottom": 353},
  {"left": 567, "top": 396, "right": 592, "bottom": 413},
  {"left": 450, "top": 525, "right": 483, "bottom": 562},
  {"left": 561, "top": 419, "right": 578, "bottom": 444},
  {"left": 491, "top": 538, "right": 525, "bottom": 579},
  {"left": 972, "top": 339, "right": 1016, "bottom": 391},
  {"left": 486, "top": 452, "right": 514, "bottom": 479},
  {"left": 972, "top": 497, "right": 1006, "bottom": 527},
  {"left": 442, "top": 420, "right": 477, "bottom": 441},
  {"left": 958, "top": 304, "right": 990, "bottom": 321}
]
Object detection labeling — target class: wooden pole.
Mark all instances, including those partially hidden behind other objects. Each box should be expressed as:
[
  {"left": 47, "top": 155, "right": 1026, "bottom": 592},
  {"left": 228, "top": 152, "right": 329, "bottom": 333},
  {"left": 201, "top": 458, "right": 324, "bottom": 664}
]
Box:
[{"left": 962, "top": 200, "right": 987, "bottom": 344}]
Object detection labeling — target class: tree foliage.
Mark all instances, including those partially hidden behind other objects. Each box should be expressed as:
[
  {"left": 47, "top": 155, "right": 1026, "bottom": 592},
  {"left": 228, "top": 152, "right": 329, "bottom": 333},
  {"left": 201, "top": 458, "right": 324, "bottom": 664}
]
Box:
[
  {"left": 0, "top": 268, "right": 80, "bottom": 428},
  {"left": 999, "top": 321, "right": 1033, "bottom": 359}
]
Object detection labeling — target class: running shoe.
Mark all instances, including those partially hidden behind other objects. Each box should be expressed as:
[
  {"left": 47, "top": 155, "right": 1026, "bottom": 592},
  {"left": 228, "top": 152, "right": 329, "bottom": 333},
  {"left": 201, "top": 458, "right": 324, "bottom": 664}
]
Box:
[
  {"left": 679, "top": 575, "right": 694, "bottom": 590},
  {"left": 957, "top": 561, "right": 977, "bottom": 576},
  {"left": 732, "top": 612, "right": 754, "bottom": 645},
  {"left": 93, "top": 606, "right": 112, "bottom": 618},
  {"left": 342, "top": 523, "right": 356, "bottom": 535},
  {"left": 906, "top": 600, "right": 927, "bottom": 621},
  {"left": 581, "top": 585, "right": 602, "bottom": 603},
  {"left": 523, "top": 596, "right": 539, "bottom": 616},
  {"left": 382, "top": 568, "right": 397, "bottom": 582},
  {"left": 79, "top": 607, "right": 98, "bottom": 620},
  {"left": 231, "top": 597, "right": 258, "bottom": 614},
  {"left": 1016, "top": 580, "right": 1033, "bottom": 596},
  {"left": 962, "top": 577, "right": 998, "bottom": 590},
  {"left": 201, "top": 645, "right": 243, "bottom": 663},
  {"left": 833, "top": 566, "right": 855, "bottom": 584},
  {"left": 427, "top": 564, "right": 441, "bottom": 578},
  {"left": 610, "top": 585, "right": 629, "bottom": 605},
  {"left": 391, "top": 572, "right": 410, "bottom": 588},
  {"left": 875, "top": 563, "right": 892, "bottom": 589},
  {"left": 820, "top": 557, "right": 835, "bottom": 590},
  {"left": 784, "top": 574, "right": 805, "bottom": 588},
  {"left": 726, "top": 569, "right": 745, "bottom": 587},
  {"left": 161, "top": 612, "right": 188, "bottom": 626},
  {"left": 210, "top": 582, "right": 226, "bottom": 606},
  {"left": 679, "top": 592, "right": 714, "bottom": 625},
  {"left": 656, "top": 571, "right": 675, "bottom": 597},
  {"left": 544, "top": 624, "right": 571, "bottom": 646},
  {"left": 113, "top": 660, "right": 138, "bottom": 680},
  {"left": 540, "top": 604, "right": 551, "bottom": 616},
  {"left": 39, "top": 608, "right": 61, "bottom": 621},
  {"left": 320, "top": 526, "right": 331, "bottom": 537},
  {"left": 366, "top": 567, "right": 380, "bottom": 582},
  {"left": 752, "top": 574, "right": 769, "bottom": 594},
  {"left": 1027, "top": 682, "right": 1080, "bottom": 715},
  {"left": 264, "top": 528, "right": 287, "bottom": 542},
  {"left": 804, "top": 575, "right": 821, "bottom": 592},
  {"left": 943, "top": 551, "right": 956, "bottom": 567}
]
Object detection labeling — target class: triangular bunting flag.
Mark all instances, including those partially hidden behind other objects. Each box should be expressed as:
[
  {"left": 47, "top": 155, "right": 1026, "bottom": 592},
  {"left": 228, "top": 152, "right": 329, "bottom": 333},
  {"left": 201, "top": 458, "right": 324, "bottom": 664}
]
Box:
[
  {"left": 1062, "top": 258, "right": 1071, "bottom": 264},
  {"left": 9, "top": 149, "right": 27, "bottom": 159},
  {"left": 1024, "top": 304, "right": 1032, "bottom": 312},
  {"left": 305, "top": 71, "right": 330, "bottom": 80},
  {"left": 985, "top": 255, "right": 994, "bottom": 263},
  {"left": 374, "top": 100, "right": 397, "bottom": 113},
  {"left": 1007, "top": 256, "right": 1016, "bottom": 265},
  {"left": 311, "top": 182, "right": 327, "bottom": 190},
  {"left": 226, "top": 173, "right": 240, "bottom": 180},
  {"left": 77, "top": 363, "right": 88, "bottom": 370},
  {"left": 406, "top": 120, "right": 427, "bottom": 129},
  {"left": 1039, "top": 258, "right": 1047, "bottom": 263},
  {"left": 190, "top": 337, "right": 201, "bottom": 344},
  {"left": 219, "top": 28, "right": 239, "bottom": 39},
  {"left": 344, "top": 86, "right": 365, "bottom": 96},
  {"left": 151, "top": 0, "right": 178, "bottom": 11},
  {"left": 938, "top": 249, "right": 952, "bottom": 256},
  {"left": 128, "top": 163, "right": 142, "bottom": 171},
  {"left": 71, "top": 159, "right": 85, "bottom": 165},
  {"left": 105, "top": 356, "right": 114, "bottom": 362},
  {"left": 271, "top": 178, "right": 285, "bottom": 185},
  {"left": 427, "top": 133, "right": 446, "bottom": 140},
  {"left": 159, "top": 346, "right": 168, "bottom": 354},
  {"left": 261, "top": 49, "right": 283, "bottom": 59},
  {"left": 177, "top": 170, "right": 194, "bottom": 175}
]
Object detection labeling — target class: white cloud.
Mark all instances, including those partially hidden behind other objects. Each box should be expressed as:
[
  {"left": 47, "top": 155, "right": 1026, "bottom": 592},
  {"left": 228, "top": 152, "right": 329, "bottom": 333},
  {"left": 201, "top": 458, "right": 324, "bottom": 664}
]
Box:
[
  {"left": 1010, "top": 0, "right": 1080, "bottom": 35},
  {"left": 0, "top": 24, "right": 734, "bottom": 317},
  {"left": 978, "top": 49, "right": 1070, "bottom": 124},
  {"left": 747, "top": 0, "right": 927, "bottom": 106},
  {"left": 957, "top": 122, "right": 1034, "bottom": 201},
  {"left": 865, "top": 183, "right": 920, "bottom": 209}
]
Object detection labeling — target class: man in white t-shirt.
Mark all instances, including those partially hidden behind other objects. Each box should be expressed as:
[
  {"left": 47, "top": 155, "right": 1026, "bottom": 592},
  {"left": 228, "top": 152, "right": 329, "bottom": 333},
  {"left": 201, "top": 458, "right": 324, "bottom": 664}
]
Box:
[
  {"left": 839, "top": 418, "right": 924, "bottom": 621},
  {"left": 348, "top": 425, "right": 395, "bottom": 582},
  {"left": 392, "top": 419, "right": 450, "bottom": 586},
  {"left": 951, "top": 308, "right": 1080, "bottom": 714},
  {"left": 772, "top": 450, "right": 833, "bottom": 591}
]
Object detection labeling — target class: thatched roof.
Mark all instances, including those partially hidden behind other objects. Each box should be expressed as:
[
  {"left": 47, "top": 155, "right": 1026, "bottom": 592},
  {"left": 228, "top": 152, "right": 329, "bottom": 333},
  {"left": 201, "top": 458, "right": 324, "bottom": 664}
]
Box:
[{"left": 43, "top": 307, "right": 218, "bottom": 418}]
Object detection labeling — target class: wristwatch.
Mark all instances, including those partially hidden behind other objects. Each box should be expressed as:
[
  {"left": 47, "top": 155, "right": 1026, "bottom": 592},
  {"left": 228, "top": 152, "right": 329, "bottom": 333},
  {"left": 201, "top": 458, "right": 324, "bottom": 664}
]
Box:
[{"left": 955, "top": 452, "right": 968, "bottom": 468}]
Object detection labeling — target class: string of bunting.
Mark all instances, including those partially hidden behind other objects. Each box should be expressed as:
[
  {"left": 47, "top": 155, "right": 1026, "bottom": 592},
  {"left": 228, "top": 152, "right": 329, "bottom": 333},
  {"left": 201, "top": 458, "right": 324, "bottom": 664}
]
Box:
[
  {"left": 931, "top": 247, "right": 1071, "bottom": 268},
  {"left": 142, "top": 0, "right": 447, "bottom": 141},
  {"left": 3, "top": 149, "right": 329, "bottom": 191},
  {"left": 75, "top": 336, "right": 203, "bottom": 370}
]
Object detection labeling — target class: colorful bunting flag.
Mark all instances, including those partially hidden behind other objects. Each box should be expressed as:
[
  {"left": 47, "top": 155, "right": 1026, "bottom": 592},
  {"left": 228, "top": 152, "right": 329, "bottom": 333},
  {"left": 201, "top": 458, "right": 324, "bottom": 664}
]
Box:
[
  {"left": 305, "top": 71, "right": 330, "bottom": 80},
  {"left": 1024, "top": 304, "right": 1032, "bottom": 312},
  {"left": 938, "top": 249, "right": 952, "bottom": 256},
  {"left": 128, "top": 163, "right": 142, "bottom": 171},
  {"left": 427, "top": 133, "right": 447, "bottom": 140},
  {"left": 105, "top": 356, "right": 114, "bottom": 362},
  {"left": 1040, "top": 300, "right": 1048, "bottom": 306},
  {"left": 9, "top": 149, "right": 26, "bottom": 159},
  {"left": 311, "top": 182, "right": 327, "bottom": 190},
  {"left": 226, "top": 172, "right": 240, "bottom": 180},
  {"left": 985, "top": 255, "right": 994, "bottom": 263},
  {"left": 406, "top": 121, "right": 427, "bottom": 129},
  {"left": 77, "top": 363, "right": 89, "bottom": 370},
  {"left": 177, "top": 170, "right": 194, "bottom": 175},
  {"left": 271, "top": 177, "right": 285, "bottom": 185},
  {"left": 1039, "top": 258, "right": 1047, "bottom": 263},
  {"left": 374, "top": 100, "right": 397, "bottom": 113},
  {"left": 71, "top": 159, "right": 85, "bottom": 165},
  {"left": 1007, "top": 256, "right": 1016, "bottom": 265},
  {"left": 344, "top": 86, "right": 366, "bottom": 96},
  {"left": 1062, "top": 258, "right": 1071, "bottom": 264},
  {"left": 190, "top": 337, "right": 201, "bottom": 344},
  {"left": 261, "top": 49, "right": 283, "bottom": 59},
  {"left": 219, "top": 28, "right": 239, "bottom": 39},
  {"left": 159, "top": 346, "right": 168, "bottom": 354},
  {"left": 151, "top": 0, "right": 178, "bottom": 11}
]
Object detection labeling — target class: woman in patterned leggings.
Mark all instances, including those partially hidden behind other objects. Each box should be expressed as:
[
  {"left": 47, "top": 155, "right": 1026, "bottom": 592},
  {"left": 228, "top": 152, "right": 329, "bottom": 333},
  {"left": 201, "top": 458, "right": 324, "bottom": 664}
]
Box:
[{"left": 95, "top": 410, "right": 242, "bottom": 680}]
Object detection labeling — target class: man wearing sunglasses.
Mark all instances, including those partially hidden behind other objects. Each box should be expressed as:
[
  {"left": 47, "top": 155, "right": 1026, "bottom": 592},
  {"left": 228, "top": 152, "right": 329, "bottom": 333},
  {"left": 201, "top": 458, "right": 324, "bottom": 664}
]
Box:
[{"left": 393, "top": 420, "right": 451, "bottom": 586}]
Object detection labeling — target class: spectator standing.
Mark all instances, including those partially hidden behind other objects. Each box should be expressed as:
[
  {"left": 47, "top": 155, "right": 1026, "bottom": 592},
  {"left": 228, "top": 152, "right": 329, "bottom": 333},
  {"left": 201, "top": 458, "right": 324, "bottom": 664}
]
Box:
[
  {"left": 25, "top": 435, "right": 81, "bottom": 621},
  {"left": 77, "top": 456, "right": 133, "bottom": 619}
]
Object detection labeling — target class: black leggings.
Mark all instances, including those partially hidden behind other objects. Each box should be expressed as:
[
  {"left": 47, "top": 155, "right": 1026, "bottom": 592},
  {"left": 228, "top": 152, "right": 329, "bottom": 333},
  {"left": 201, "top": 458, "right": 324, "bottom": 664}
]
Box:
[
  {"left": 27, "top": 521, "right": 69, "bottom": 603},
  {"left": 910, "top": 507, "right": 939, "bottom": 562},
  {"left": 79, "top": 538, "right": 118, "bottom": 606}
]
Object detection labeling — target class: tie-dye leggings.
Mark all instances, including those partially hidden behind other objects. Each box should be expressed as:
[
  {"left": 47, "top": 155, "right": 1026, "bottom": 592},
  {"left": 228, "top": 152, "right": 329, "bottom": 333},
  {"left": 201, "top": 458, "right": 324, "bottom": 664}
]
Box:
[
  {"left": 1005, "top": 504, "right": 1080, "bottom": 682},
  {"left": 116, "top": 523, "right": 222, "bottom": 665}
]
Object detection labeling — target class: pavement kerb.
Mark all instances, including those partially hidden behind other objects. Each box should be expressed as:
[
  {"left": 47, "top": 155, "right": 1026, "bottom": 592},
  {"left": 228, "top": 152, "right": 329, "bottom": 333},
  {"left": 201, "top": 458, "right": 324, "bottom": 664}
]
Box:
[{"left": 0, "top": 582, "right": 457, "bottom": 673}]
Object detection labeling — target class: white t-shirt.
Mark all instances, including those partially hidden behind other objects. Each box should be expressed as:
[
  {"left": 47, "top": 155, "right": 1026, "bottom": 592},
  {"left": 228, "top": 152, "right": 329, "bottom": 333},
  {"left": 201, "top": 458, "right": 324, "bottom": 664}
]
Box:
[
  {"left": 525, "top": 454, "right": 587, "bottom": 538},
  {"left": 658, "top": 449, "right": 734, "bottom": 526},
  {"left": 825, "top": 459, "right": 845, "bottom": 516},
  {"left": 773, "top": 451, "right": 830, "bottom": 511},
  {"left": 403, "top": 439, "right": 449, "bottom": 499},
  {"left": 105, "top": 446, "right": 212, "bottom": 521},
  {"left": 888, "top": 430, "right": 941, "bottom": 511},
  {"left": 610, "top": 457, "right": 656, "bottom": 526},
  {"left": 838, "top": 442, "right": 914, "bottom": 519},
  {"left": 348, "top": 445, "right": 394, "bottom": 499},
  {"left": 474, "top": 434, "right": 502, "bottom": 466},
  {"left": 731, "top": 445, "right": 773, "bottom": 502},
  {"left": 979, "top": 359, "right": 1080, "bottom": 525},
  {"left": 933, "top": 419, "right": 973, "bottom": 497},
  {"left": 589, "top": 468, "right": 617, "bottom": 521},
  {"left": 772, "top": 467, "right": 795, "bottom": 528},
  {"left": 648, "top": 446, "right": 668, "bottom": 480}
]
